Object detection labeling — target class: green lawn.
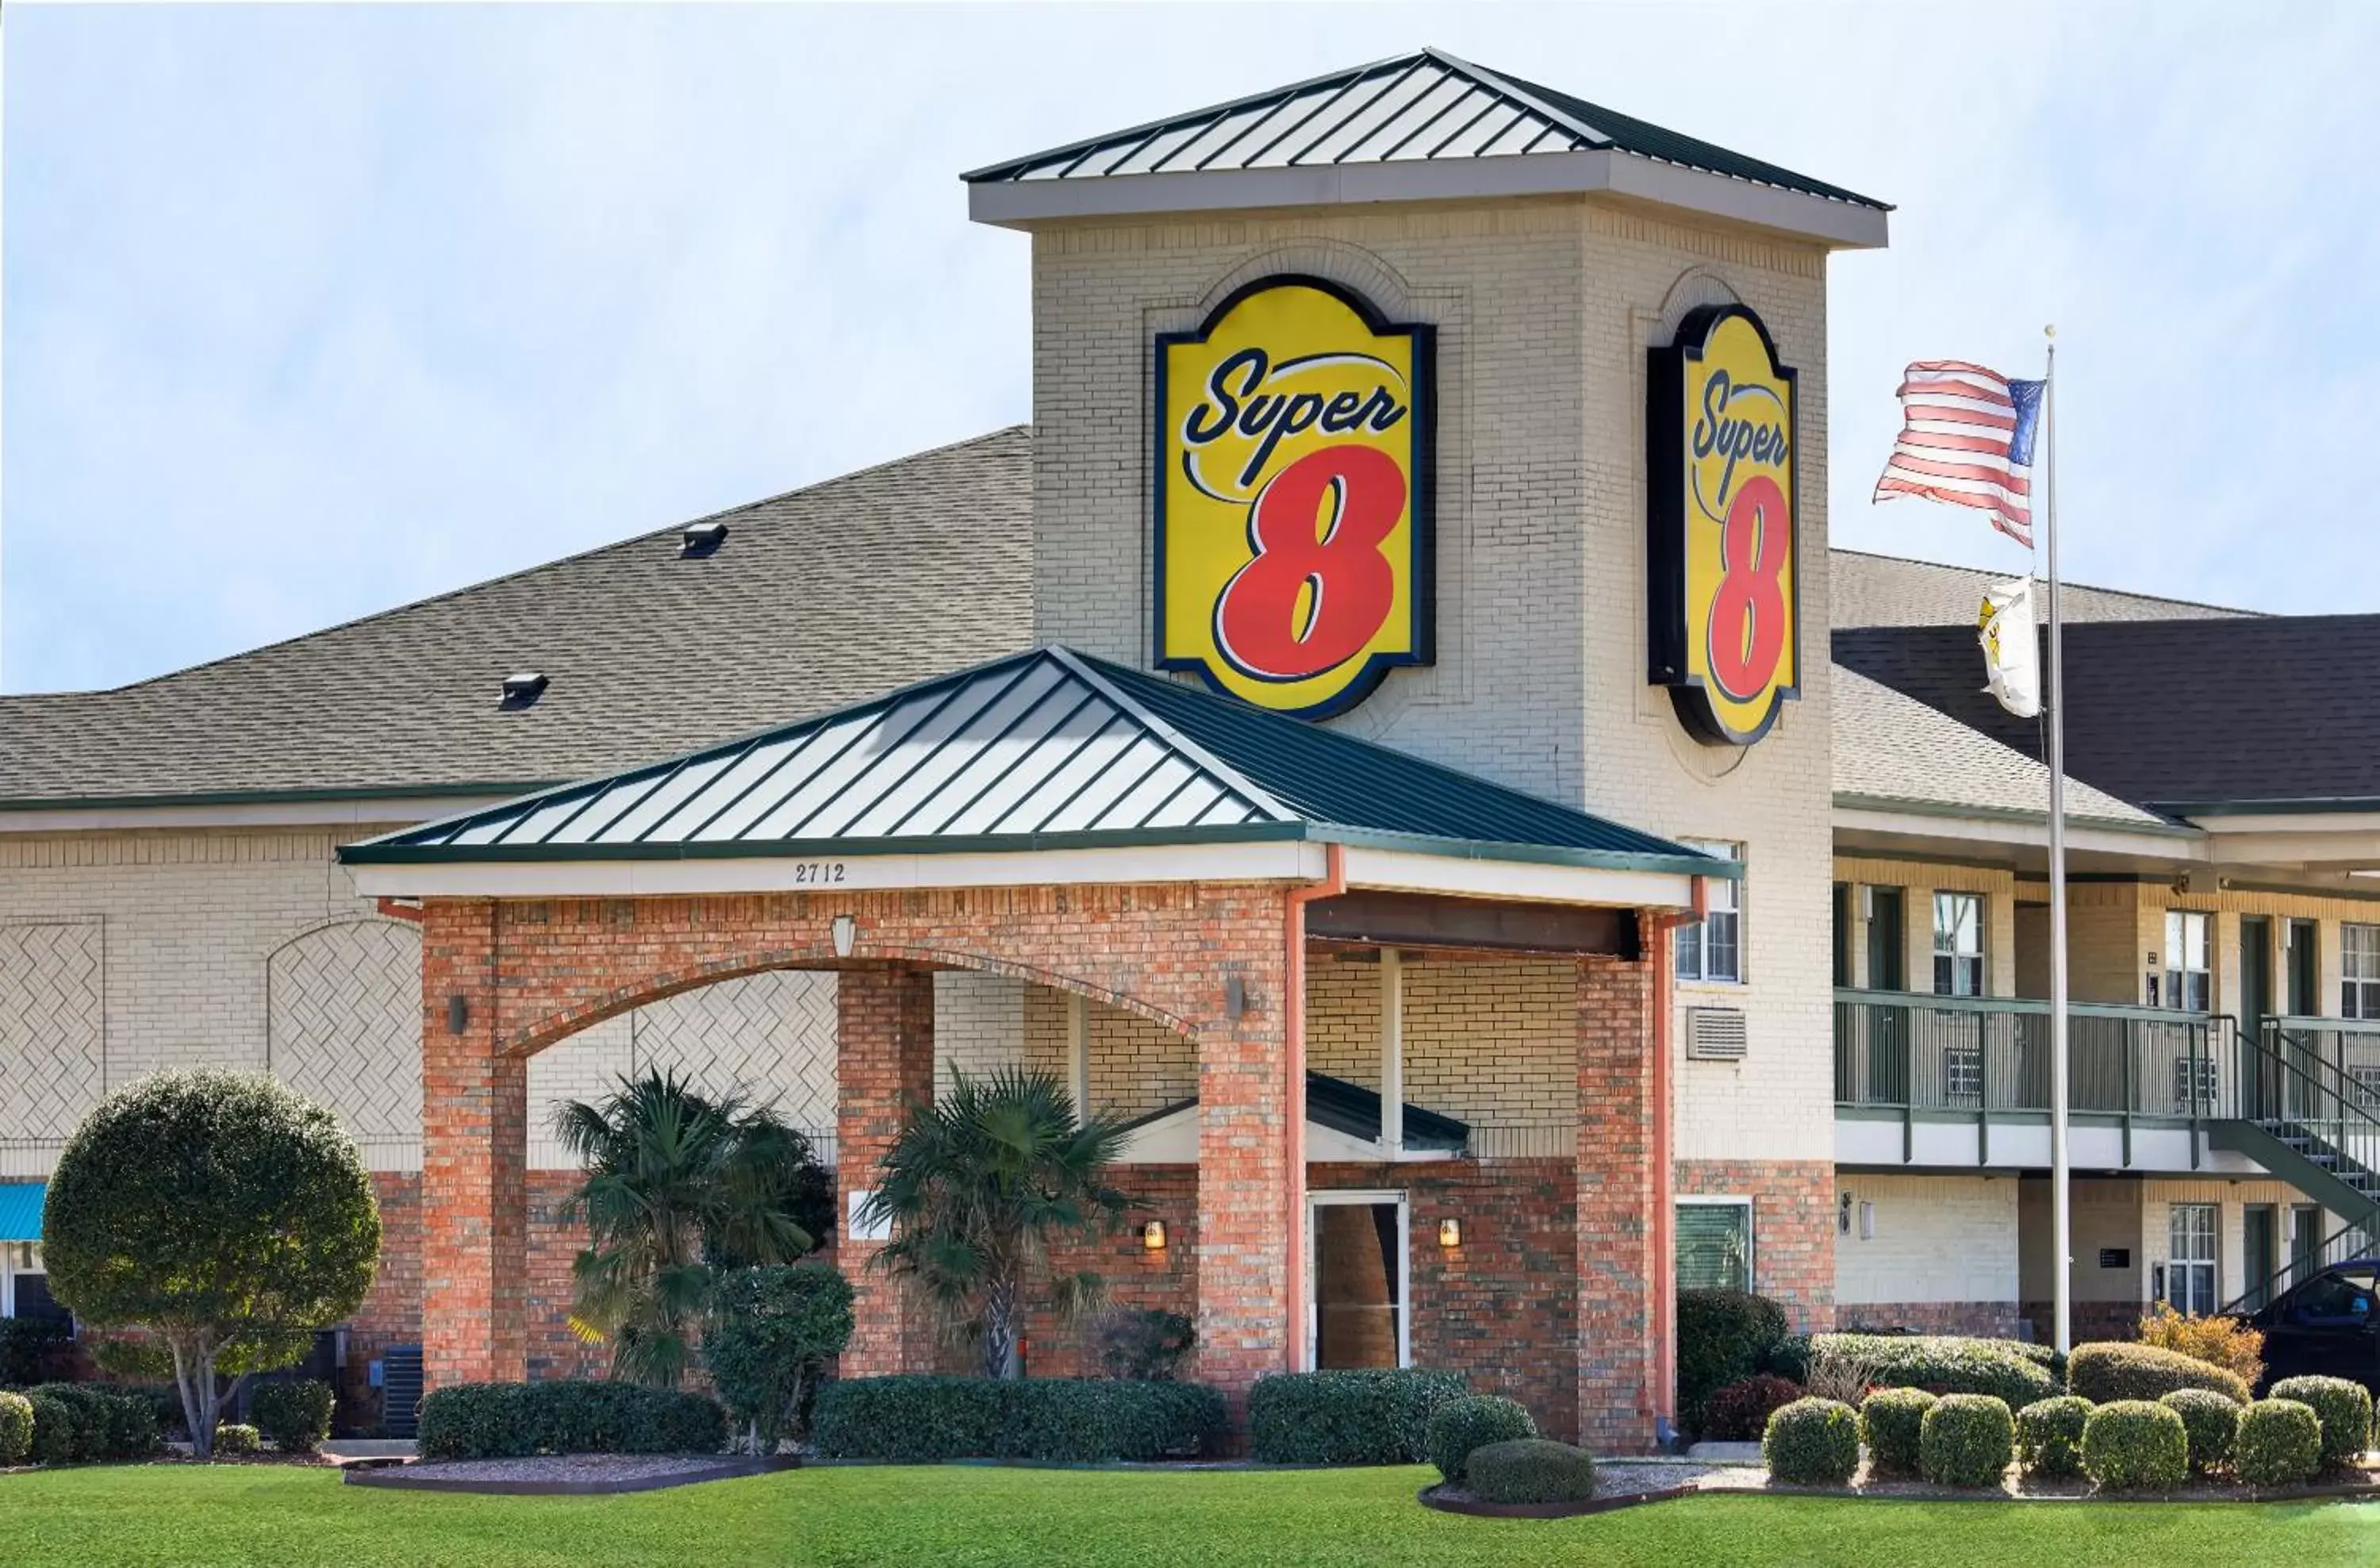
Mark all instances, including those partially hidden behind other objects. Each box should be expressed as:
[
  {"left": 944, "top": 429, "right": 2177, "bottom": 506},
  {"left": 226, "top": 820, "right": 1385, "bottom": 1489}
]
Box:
[{"left": 0, "top": 1462, "right": 2370, "bottom": 1566}]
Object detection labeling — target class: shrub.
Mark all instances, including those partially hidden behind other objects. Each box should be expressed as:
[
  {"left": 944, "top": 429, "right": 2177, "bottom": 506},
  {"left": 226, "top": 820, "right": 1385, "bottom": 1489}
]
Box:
[
  {"left": 2136, "top": 1304, "right": 2264, "bottom": 1389},
  {"left": 249, "top": 1380, "right": 336, "bottom": 1455},
  {"left": 2234, "top": 1399, "right": 2324, "bottom": 1489},
  {"left": 1677, "top": 1290, "right": 1789, "bottom": 1432},
  {"left": 1920, "top": 1393, "right": 2014, "bottom": 1489},
  {"left": 1809, "top": 1333, "right": 2056, "bottom": 1409},
  {"left": 21, "top": 1385, "right": 150, "bottom": 1462},
  {"left": 91, "top": 1390, "right": 159, "bottom": 1461},
  {"left": 2267, "top": 1376, "right": 2373, "bottom": 1474},
  {"left": 702, "top": 1263, "right": 854, "bottom": 1453},
  {"left": 0, "top": 1391, "right": 32, "bottom": 1466},
  {"left": 1465, "top": 1439, "right": 1596, "bottom": 1505},
  {"left": 2080, "top": 1400, "right": 2187, "bottom": 1492},
  {"left": 1763, "top": 1397, "right": 1860, "bottom": 1486},
  {"left": 2159, "top": 1388, "right": 2240, "bottom": 1475},
  {"left": 1096, "top": 1308, "right": 1197, "bottom": 1382},
  {"left": 1762, "top": 1334, "right": 1813, "bottom": 1384},
  {"left": 24, "top": 1392, "right": 75, "bottom": 1466},
  {"left": 807, "top": 1375, "right": 1226, "bottom": 1464},
  {"left": 2067, "top": 1341, "right": 2248, "bottom": 1406},
  {"left": 2015, "top": 1396, "right": 2093, "bottom": 1478},
  {"left": 1426, "top": 1395, "right": 1536, "bottom": 1483},
  {"left": 1245, "top": 1369, "right": 1466, "bottom": 1466},
  {"left": 213, "top": 1424, "right": 261, "bottom": 1456},
  {"left": 416, "top": 1381, "right": 727, "bottom": 1461},
  {"left": 1699, "top": 1374, "right": 1802, "bottom": 1442},
  {"left": 25, "top": 1385, "right": 105, "bottom": 1462},
  {"left": 1858, "top": 1387, "right": 1935, "bottom": 1475}
]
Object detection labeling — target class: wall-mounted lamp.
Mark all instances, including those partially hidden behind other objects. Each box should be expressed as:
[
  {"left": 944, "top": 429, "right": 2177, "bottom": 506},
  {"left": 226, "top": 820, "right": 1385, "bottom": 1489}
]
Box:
[
  {"left": 1438, "top": 1218, "right": 1462, "bottom": 1249},
  {"left": 1142, "top": 1220, "right": 1168, "bottom": 1252},
  {"left": 831, "top": 913, "right": 858, "bottom": 959},
  {"left": 446, "top": 994, "right": 469, "bottom": 1036},
  {"left": 1838, "top": 1193, "right": 1854, "bottom": 1236},
  {"left": 1858, "top": 1201, "right": 1876, "bottom": 1241}
]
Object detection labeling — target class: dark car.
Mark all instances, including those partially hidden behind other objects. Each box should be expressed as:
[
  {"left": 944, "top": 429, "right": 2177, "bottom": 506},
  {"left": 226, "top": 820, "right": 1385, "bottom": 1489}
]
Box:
[{"left": 2248, "top": 1259, "right": 2380, "bottom": 1393}]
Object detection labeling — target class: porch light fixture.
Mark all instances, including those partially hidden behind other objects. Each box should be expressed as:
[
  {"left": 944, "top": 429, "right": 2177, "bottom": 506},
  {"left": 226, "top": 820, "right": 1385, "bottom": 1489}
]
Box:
[
  {"left": 1142, "top": 1220, "right": 1167, "bottom": 1251},
  {"left": 831, "top": 914, "right": 857, "bottom": 959},
  {"left": 1438, "top": 1218, "right": 1461, "bottom": 1249}
]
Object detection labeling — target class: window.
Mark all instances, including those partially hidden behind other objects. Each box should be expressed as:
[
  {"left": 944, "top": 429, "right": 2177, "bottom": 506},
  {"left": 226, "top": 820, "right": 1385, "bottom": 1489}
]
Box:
[
  {"left": 1943, "top": 1043, "right": 1983, "bottom": 1105},
  {"left": 1676, "top": 1200, "right": 1753, "bottom": 1292},
  {"left": 2173, "top": 1056, "right": 2221, "bottom": 1115},
  {"left": 1307, "top": 1193, "right": 1407, "bottom": 1370},
  {"left": 2165, "top": 1204, "right": 2217, "bottom": 1316},
  {"left": 2345, "top": 924, "right": 2380, "bottom": 1020},
  {"left": 1676, "top": 841, "right": 1741, "bottom": 984},
  {"left": 2164, "top": 911, "right": 2212, "bottom": 1013},
  {"left": 1933, "top": 893, "right": 1985, "bottom": 997}
]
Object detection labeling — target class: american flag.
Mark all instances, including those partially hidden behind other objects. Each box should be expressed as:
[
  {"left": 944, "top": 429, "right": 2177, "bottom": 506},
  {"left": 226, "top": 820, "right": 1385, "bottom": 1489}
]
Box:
[{"left": 1872, "top": 361, "right": 2047, "bottom": 547}]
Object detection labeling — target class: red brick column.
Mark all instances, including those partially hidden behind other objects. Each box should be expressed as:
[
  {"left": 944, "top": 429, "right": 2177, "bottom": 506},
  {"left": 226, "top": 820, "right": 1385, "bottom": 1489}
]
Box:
[
  {"left": 837, "top": 964, "right": 935, "bottom": 1377},
  {"left": 420, "top": 899, "right": 529, "bottom": 1390},
  {"left": 1194, "top": 932, "right": 1296, "bottom": 1418},
  {"left": 1576, "top": 954, "right": 1657, "bottom": 1453}
]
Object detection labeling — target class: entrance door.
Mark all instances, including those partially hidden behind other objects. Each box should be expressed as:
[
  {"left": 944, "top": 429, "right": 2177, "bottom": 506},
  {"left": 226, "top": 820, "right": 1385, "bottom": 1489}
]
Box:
[
  {"left": 1307, "top": 1192, "right": 1408, "bottom": 1370},
  {"left": 2291, "top": 1204, "right": 2324, "bottom": 1293},
  {"left": 2243, "top": 917, "right": 2275, "bottom": 1116},
  {"left": 2243, "top": 1205, "right": 2279, "bottom": 1312},
  {"left": 1865, "top": 890, "right": 1909, "bottom": 1101},
  {"left": 2288, "top": 921, "right": 2320, "bottom": 1017}
]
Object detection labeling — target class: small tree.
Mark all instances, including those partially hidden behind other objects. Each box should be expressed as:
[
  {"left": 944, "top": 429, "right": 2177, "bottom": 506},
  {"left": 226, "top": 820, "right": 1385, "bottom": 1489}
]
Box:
[
  {"left": 863, "top": 1067, "right": 1132, "bottom": 1379},
  {"left": 555, "top": 1069, "right": 826, "bottom": 1388},
  {"left": 42, "top": 1070, "right": 380, "bottom": 1458},
  {"left": 703, "top": 1263, "right": 854, "bottom": 1454}
]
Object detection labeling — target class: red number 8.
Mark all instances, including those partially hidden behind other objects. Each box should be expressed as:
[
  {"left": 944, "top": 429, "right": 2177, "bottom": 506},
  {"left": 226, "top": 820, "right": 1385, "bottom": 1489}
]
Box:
[
  {"left": 1707, "top": 474, "right": 1790, "bottom": 701},
  {"left": 1215, "top": 446, "right": 1407, "bottom": 682}
]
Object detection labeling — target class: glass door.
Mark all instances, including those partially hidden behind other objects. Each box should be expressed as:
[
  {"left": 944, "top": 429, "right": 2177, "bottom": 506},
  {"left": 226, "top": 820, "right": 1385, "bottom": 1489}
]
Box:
[{"left": 1307, "top": 1193, "right": 1408, "bottom": 1370}]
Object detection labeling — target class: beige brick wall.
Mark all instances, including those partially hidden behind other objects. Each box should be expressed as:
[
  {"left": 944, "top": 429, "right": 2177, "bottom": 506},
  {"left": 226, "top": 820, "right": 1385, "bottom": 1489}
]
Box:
[
  {"left": 1833, "top": 856, "right": 2022, "bottom": 997},
  {"left": 1027, "top": 198, "right": 1837, "bottom": 1165},
  {"left": 1833, "top": 1172, "right": 2019, "bottom": 1307}
]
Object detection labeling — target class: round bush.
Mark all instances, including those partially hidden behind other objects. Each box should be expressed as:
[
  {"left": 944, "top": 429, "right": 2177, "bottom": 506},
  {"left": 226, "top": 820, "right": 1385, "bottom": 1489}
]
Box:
[
  {"left": 1426, "top": 1394, "right": 1536, "bottom": 1484},
  {"left": 1859, "top": 1388, "right": 1937, "bottom": 1476},
  {"left": 0, "top": 1391, "right": 32, "bottom": 1466},
  {"left": 1764, "top": 1397, "right": 1860, "bottom": 1486},
  {"left": 2016, "top": 1396, "right": 2093, "bottom": 1478},
  {"left": 213, "top": 1423, "right": 261, "bottom": 1456},
  {"left": 2267, "top": 1376, "right": 2373, "bottom": 1473},
  {"left": 1677, "top": 1290, "right": 1789, "bottom": 1433},
  {"left": 1919, "top": 1393, "right": 2013, "bottom": 1489},
  {"left": 1811, "top": 1333, "right": 2057, "bottom": 1409},
  {"left": 249, "top": 1379, "right": 336, "bottom": 1455},
  {"left": 1699, "top": 1374, "right": 1803, "bottom": 1442},
  {"left": 1762, "top": 1334, "right": 1813, "bottom": 1385},
  {"left": 2234, "top": 1398, "right": 2324, "bottom": 1489},
  {"left": 2080, "top": 1400, "right": 2187, "bottom": 1492},
  {"left": 2067, "top": 1341, "right": 2249, "bottom": 1405},
  {"left": 1465, "top": 1439, "right": 1596, "bottom": 1505},
  {"left": 2159, "top": 1388, "right": 2240, "bottom": 1474}
]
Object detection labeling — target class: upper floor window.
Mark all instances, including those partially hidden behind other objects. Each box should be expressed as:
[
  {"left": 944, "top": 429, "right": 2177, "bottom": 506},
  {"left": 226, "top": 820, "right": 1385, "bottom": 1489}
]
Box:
[
  {"left": 2345, "top": 924, "right": 2380, "bottom": 1020},
  {"left": 2164, "top": 911, "right": 2212, "bottom": 1013},
  {"left": 1933, "top": 893, "right": 1985, "bottom": 997},
  {"left": 1676, "top": 841, "right": 1741, "bottom": 984}
]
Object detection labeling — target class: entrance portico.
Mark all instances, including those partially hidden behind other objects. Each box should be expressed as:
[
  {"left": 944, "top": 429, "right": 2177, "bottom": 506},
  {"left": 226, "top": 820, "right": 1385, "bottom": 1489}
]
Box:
[{"left": 345, "top": 646, "right": 1723, "bottom": 1446}]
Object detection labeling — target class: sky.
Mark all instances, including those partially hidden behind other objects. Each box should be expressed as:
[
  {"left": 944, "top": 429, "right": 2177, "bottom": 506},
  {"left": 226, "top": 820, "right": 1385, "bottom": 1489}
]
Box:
[{"left": 6, "top": 2, "right": 2377, "bottom": 694}]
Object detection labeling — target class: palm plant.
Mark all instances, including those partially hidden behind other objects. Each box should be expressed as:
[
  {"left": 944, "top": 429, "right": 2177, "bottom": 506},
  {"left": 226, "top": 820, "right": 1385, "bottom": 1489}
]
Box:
[
  {"left": 863, "top": 1067, "right": 1134, "bottom": 1379},
  {"left": 555, "top": 1068, "right": 824, "bottom": 1388}
]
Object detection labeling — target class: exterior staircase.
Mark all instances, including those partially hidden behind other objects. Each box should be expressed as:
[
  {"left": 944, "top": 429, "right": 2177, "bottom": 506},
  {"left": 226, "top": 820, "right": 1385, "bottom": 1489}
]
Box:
[{"left": 2212, "top": 1019, "right": 2380, "bottom": 1312}]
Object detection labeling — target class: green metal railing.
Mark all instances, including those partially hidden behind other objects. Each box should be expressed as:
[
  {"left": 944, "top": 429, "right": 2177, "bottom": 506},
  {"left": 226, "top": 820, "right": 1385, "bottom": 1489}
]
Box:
[{"left": 1833, "top": 990, "right": 2229, "bottom": 1117}]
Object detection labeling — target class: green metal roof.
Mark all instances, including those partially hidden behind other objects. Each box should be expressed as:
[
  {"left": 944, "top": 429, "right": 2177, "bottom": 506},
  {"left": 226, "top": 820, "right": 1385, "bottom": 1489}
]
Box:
[
  {"left": 0, "top": 1184, "right": 43, "bottom": 1243},
  {"left": 1118, "top": 1070, "right": 1468, "bottom": 1155},
  {"left": 341, "top": 646, "right": 1724, "bottom": 878}
]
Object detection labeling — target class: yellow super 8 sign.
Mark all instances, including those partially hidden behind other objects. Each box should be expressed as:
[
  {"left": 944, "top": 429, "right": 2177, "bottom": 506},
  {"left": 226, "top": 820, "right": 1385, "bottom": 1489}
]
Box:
[
  {"left": 1648, "top": 305, "right": 1801, "bottom": 746},
  {"left": 1154, "top": 277, "right": 1434, "bottom": 719}
]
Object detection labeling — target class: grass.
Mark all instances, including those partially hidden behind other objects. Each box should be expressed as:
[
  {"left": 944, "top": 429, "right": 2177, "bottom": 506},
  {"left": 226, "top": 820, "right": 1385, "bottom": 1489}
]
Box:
[{"left": 0, "top": 1462, "right": 2371, "bottom": 1566}]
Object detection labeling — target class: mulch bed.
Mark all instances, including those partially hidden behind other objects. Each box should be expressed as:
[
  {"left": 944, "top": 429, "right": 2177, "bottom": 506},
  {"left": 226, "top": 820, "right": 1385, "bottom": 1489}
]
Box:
[
  {"left": 1419, "top": 1460, "right": 1729, "bottom": 1519},
  {"left": 343, "top": 1453, "right": 800, "bottom": 1496}
]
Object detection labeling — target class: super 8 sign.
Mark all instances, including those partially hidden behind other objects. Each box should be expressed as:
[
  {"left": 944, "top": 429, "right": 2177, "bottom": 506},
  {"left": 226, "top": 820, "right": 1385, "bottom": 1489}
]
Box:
[
  {"left": 1154, "top": 276, "right": 1434, "bottom": 719},
  {"left": 1647, "top": 304, "right": 1802, "bottom": 746}
]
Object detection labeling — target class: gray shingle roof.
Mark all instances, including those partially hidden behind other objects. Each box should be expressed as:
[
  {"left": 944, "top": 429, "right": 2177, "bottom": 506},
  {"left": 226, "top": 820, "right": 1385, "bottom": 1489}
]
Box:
[
  {"left": 0, "top": 429, "right": 1035, "bottom": 805},
  {"left": 963, "top": 48, "right": 1884, "bottom": 209},
  {"left": 1831, "top": 548, "right": 2255, "bottom": 630}
]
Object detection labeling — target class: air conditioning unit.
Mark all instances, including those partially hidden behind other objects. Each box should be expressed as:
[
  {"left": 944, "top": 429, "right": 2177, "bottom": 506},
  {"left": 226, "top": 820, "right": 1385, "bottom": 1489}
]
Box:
[{"left": 1685, "top": 1006, "right": 1749, "bottom": 1062}]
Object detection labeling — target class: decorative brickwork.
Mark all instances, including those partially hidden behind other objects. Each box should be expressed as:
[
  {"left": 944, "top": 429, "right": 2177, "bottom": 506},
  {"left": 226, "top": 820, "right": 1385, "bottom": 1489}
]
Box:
[
  {"left": 837, "top": 966, "right": 935, "bottom": 1377},
  {"left": 1576, "top": 955, "right": 1658, "bottom": 1453},
  {"left": 1673, "top": 1159, "right": 1836, "bottom": 1333},
  {"left": 1837, "top": 1301, "right": 2024, "bottom": 1338},
  {"left": 2021, "top": 1300, "right": 2140, "bottom": 1347}
]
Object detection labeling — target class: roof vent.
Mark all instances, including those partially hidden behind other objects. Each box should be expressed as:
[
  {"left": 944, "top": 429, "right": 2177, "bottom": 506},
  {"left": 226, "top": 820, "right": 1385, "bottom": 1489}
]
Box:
[
  {"left": 1684, "top": 1006, "right": 1749, "bottom": 1062},
  {"left": 499, "top": 671, "right": 550, "bottom": 710},
  {"left": 679, "top": 521, "right": 729, "bottom": 559}
]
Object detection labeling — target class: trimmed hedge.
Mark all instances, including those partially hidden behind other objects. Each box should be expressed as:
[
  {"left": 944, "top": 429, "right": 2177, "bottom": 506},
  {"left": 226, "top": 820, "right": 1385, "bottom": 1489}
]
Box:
[
  {"left": 2015, "top": 1396, "right": 2093, "bottom": 1478},
  {"left": 2081, "top": 1400, "right": 2187, "bottom": 1492},
  {"left": 1425, "top": 1395, "right": 1535, "bottom": 1484},
  {"left": 1699, "top": 1374, "right": 1802, "bottom": 1442},
  {"left": 1859, "top": 1388, "right": 1935, "bottom": 1476},
  {"left": 1678, "top": 1290, "right": 1789, "bottom": 1432},
  {"left": 2066, "top": 1342, "right": 2250, "bottom": 1406},
  {"left": 23, "top": 1393, "right": 74, "bottom": 1466},
  {"left": 2159, "top": 1388, "right": 2239, "bottom": 1474},
  {"left": 809, "top": 1376, "right": 1226, "bottom": 1464},
  {"left": 0, "top": 1390, "right": 31, "bottom": 1466},
  {"left": 18, "top": 1384, "right": 158, "bottom": 1464},
  {"left": 213, "top": 1424, "right": 260, "bottom": 1455},
  {"left": 1764, "top": 1397, "right": 1860, "bottom": 1486},
  {"left": 1465, "top": 1439, "right": 1596, "bottom": 1505},
  {"left": 2267, "top": 1376, "right": 2373, "bottom": 1474},
  {"left": 2235, "top": 1399, "right": 2324, "bottom": 1489},
  {"left": 1919, "top": 1393, "right": 2013, "bottom": 1489},
  {"left": 416, "top": 1381, "right": 727, "bottom": 1461},
  {"left": 1246, "top": 1369, "right": 1466, "bottom": 1466},
  {"left": 1810, "top": 1334, "right": 2056, "bottom": 1409},
  {"left": 249, "top": 1379, "right": 336, "bottom": 1455}
]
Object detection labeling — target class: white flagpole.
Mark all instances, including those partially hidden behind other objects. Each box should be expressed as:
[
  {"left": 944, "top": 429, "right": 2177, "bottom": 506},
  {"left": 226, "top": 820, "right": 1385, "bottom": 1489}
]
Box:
[{"left": 2044, "top": 326, "right": 2071, "bottom": 1358}]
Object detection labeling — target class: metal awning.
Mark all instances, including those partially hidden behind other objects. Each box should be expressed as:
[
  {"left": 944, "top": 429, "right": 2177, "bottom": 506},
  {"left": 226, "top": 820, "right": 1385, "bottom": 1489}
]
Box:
[
  {"left": 1114, "top": 1070, "right": 1468, "bottom": 1165},
  {"left": 0, "top": 1184, "right": 44, "bottom": 1243}
]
